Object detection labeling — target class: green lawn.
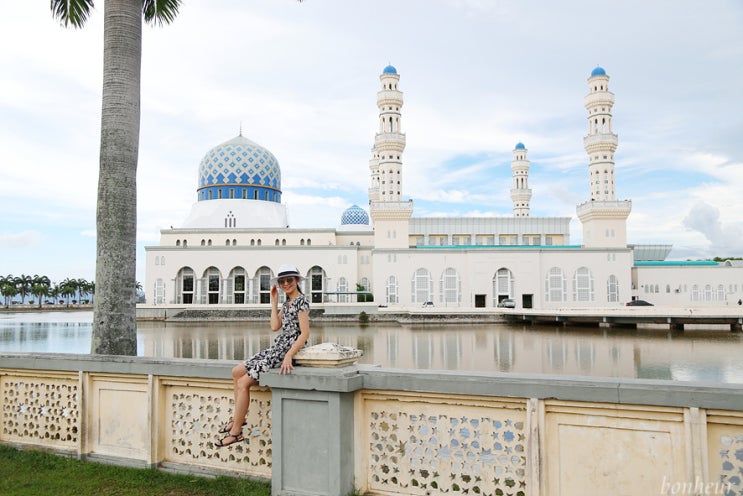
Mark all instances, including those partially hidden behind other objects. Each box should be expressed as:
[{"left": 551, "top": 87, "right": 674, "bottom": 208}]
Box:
[{"left": 0, "top": 444, "right": 271, "bottom": 496}]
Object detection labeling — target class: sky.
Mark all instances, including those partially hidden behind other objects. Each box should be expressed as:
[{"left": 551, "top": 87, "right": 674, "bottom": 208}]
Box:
[{"left": 1, "top": 0, "right": 742, "bottom": 286}]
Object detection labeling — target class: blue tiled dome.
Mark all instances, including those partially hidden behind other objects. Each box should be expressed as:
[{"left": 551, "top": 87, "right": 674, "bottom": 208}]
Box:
[
  {"left": 341, "top": 205, "right": 370, "bottom": 225},
  {"left": 591, "top": 66, "right": 606, "bottom": 77},
  {"left": 515, "top": 142, "right": 526, "bottom": 150},
  {"left": 382, "top": 64, "right": 397, "bottom": 74},
  {"left": 197, "top": 135, "right": 282, "bottom": 203}
]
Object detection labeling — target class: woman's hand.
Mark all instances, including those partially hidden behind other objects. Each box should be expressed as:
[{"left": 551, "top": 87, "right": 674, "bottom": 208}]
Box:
[
  {"left": 270, "top": 285, "right": 278, "bottom": 302},
  {"left": 280, "top": 355, "right": 294, "bottom": 375}
]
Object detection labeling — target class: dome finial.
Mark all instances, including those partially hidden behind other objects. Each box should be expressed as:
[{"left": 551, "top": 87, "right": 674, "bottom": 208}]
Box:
[{"left": 239, "top": 121, "right": 242, "bottom": 137}]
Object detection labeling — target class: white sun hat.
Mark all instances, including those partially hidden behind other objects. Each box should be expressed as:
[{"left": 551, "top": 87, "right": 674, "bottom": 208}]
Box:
[{"left": 270, "top": 264, "right": 305, "bottom": 287}]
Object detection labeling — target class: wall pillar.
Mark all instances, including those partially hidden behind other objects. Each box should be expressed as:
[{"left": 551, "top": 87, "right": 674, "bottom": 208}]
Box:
[{"left": 261, "top": 367, "right": 363, "bottom": 496}]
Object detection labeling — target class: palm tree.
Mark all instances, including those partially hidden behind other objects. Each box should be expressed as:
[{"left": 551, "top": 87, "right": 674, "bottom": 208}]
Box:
[
  {"left": 49, "top": 283, "right": 61, "bottom": 305},
  {"left": 59, "top": 278, "right": 78, "bottom": 308},
  {"left": 14, "top": 274, "right": 33, "bottom": 305},
  {"left": 51, "top": 0, "right": 182, "bottom": 355},
  {"left": 31, "top": 275, "right": 52, "bottom": 308},
  {"left": 0, "top": 275, "right": 17, "bottom": 307}
]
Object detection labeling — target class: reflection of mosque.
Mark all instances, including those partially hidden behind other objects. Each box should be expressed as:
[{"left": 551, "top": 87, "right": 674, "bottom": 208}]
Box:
[
  {"left": 137, "top": 323, "right": 638, "bottom": 378},
  {"left": 136, "top": 323, "right": 742, "bottom": 382},
  {"left": 144, "top": 65, "right": 743, "bottom": 309}
]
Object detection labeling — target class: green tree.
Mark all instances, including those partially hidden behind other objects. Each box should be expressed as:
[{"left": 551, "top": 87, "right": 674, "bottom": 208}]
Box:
[
  {"left": 51, "top": 0, "right": 182, "bottom": 355},
  {"left": 59, "top": 278, "right": 78, "bottom": 307},
  {"left": 49, "top": 283, "right": 61, "bottom": 305},
  {"left": 30, "top": 275, "right": 51, "bottom": 308},
  {"left": 0, "top": 275, "right": 17, "bottom": 307},
  {"left": 14, "top": 274, "right": 33, "bottom": 305}
]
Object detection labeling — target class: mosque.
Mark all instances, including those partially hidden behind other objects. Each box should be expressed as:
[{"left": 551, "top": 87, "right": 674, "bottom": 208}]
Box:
[{"left": 143, "top": 66, "right": 743, "bottom": 309}]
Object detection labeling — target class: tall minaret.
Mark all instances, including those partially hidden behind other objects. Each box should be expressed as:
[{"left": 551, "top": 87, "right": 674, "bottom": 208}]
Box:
[
  {"left": 576, "top": 66, "right": 632, "bottom": 248},
  {"left": 510, "top": 142, "right": 532, "bottom": 217},
  {"left": 369, "top": 64, "right": 413, "bottom": 248}
]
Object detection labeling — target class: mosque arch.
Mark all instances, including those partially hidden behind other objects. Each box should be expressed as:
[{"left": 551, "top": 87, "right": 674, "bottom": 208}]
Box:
[
  {"left": 202, "top": 266, "right": 222, "bottom": 304},
  {"left": 573, "top": 267, "right": 594, "bottom": 302},
  {"left": 545, "top": 267, "right": 566, "bottom": 303},
  {"left": 308, "top": 265, "right": 326, "bottom": 303},
  {"left": 439, "top": 268, "right": 461, "bottom": 306},
  {"left": 175, "top": 267, "right": 195, "bottom": 304},
  {"left": 412, "top": 268, "right": 433, "bottom": 304},
  {"left": 253, "top": 266, "right": 273, "bottom": 304},
  {"left": 229, "top": 267, "right": 247, "bottom": 304},
  {"left": 493, "top": 268, "right": 514, "bottom": 306}
]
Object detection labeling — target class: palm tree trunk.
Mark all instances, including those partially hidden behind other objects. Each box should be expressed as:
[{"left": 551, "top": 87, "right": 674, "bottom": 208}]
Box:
[{"left": 91, "top": 0, "right": 141, "bottom": 355}]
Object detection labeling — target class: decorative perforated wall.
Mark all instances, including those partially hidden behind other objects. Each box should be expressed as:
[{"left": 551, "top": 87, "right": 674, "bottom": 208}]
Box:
[
  {"left": 165, "top": 383, "right": 272, "bottom": 478},
  {"left": 0, "top": 374, "right": 79, "bottom": 450},
  {"left": 364, "top": 394, "right": 527, "bottom": 496},
  {"left": 718, "top": 432, "right": 743, "bottom": 494}
]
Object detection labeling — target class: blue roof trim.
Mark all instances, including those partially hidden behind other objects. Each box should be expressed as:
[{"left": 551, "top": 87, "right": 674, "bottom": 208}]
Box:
[
  {"left": 415, "top": 245, "right": 582, "bottom": 250},
  {"left": 634, "top": 261, "right": 719, "bottom": 267}
]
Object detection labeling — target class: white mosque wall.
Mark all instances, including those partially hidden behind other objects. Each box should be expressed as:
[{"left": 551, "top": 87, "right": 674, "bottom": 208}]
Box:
[
  {"left": 632, "top": 265, "right": 743, "bottom": 307},
  {"left": 369, "top": 246, "right": 634, "bottom": 309}
]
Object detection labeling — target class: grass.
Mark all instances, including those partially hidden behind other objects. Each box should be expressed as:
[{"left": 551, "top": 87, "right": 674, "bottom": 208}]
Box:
[{"left": 0, "top": 444, "right": 272, "bottom": 496}]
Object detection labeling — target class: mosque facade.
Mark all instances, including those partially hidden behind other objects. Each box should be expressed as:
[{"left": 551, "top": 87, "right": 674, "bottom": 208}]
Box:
[{"left": 143, "top": 66, "right": 743, "bottom": 309}]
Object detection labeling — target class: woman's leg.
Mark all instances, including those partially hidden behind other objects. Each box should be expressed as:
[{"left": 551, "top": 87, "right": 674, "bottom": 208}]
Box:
[{"left": 231, "top": 364, "right": 257, "bottom": 431}]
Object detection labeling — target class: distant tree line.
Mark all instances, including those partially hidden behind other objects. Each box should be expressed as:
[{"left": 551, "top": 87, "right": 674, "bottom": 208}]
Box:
[{"left": 0, "top": 274, "right": 94, "bottom": 308}]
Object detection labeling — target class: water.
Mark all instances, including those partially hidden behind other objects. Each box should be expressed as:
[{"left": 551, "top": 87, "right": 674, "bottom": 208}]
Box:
[{"left": 1, "top": 311, "right": 742, "bottom": 384}]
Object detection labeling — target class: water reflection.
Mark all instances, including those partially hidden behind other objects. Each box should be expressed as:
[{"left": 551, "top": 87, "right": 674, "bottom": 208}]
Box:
[{"left": 1, "top": 312, "right": 742, "bottom": 384}]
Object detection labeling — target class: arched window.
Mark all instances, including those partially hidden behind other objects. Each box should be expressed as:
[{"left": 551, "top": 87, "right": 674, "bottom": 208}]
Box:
[
  {"left": 386, "top": 275, "right": 398, "bottom": 304},
  {"left": 691, "top": 285, "right": 700, "bottom": 302},
  {"left": 573, "top": 267, "right": 594, "bottom": 302},
  {"left": 176, "top": 240, "right": 181, "bottom": 247},
  {"left": 607, "top": 275, "right": 619, "bottom": 303},
  {"left": 205, "top": 267, "right": 220, "bottom": 304},
  {"left": 411, "top": 268, "right": 433, "bottom": 304},
  {"left": 545, "top": 267, "right": 566, "bottom": 302},
  {"left": 717, "top": 284, "right": 725, "bottom": 302},
  {"left": 493, "top": 268, "right": 514, "bottom": 307},
  {"left": 704, "top": 284, "right": 713, "bottom": 301},
  {"left": 176, "top": 267, "right": 195, "bottom": 304},
  {"left": 439, "top": 268, "right": 460, "bottom": 306},
  {"left": 337, "top": 277, "right": 348, "bottom": 303}
]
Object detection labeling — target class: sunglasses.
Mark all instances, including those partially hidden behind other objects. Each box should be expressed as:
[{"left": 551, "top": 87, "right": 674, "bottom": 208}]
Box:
[{"left": 277, "top": 276, "right": 296, "bottom": 285}]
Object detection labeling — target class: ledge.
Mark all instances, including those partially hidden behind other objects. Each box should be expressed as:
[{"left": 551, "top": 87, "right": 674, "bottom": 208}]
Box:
[{"left": 1, "top": 352, "right": 741, "bottom": 410}]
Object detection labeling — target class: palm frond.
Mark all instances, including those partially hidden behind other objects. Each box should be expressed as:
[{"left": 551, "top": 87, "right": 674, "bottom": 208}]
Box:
[
  {"left": 142, "top": 0, "right": 182, "bottom": 27},
  {"left": 50, "top": 0, "right": 95, "bottom": 28}
]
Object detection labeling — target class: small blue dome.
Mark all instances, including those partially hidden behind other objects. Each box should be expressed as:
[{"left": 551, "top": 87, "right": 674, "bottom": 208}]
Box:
[
  {"left": 515, "top": 142, "right": 526, "bottom": 150},
  {"left": 341, "top": 205, "right": 369, "bottom": 225},
  {"left": 591, "top": 66, "right": 606, "bottom": 77},
  {"left": 382, "top": 64, "right": 397, "bottom": 74}
]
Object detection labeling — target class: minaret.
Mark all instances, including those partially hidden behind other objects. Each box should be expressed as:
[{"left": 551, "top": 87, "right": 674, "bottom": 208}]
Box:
[
  {"left": 576, "top": 66, "right": 632, "bottom": 248},
  {"left": 369, "top": 64, "right": 413, "bottom": 248},
  {"left": 510, "top": 142, "right": 532, "bottom": 217}
]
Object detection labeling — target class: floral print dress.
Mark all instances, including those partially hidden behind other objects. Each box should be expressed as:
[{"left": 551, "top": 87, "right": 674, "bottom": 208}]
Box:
[{"left": 244, "top": 293, "right": 309, "bottom": 380}]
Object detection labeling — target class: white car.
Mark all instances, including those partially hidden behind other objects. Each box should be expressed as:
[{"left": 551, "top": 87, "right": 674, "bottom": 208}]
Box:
[{"left": 497, "top": 298, "right": 516, "bottom": 308}]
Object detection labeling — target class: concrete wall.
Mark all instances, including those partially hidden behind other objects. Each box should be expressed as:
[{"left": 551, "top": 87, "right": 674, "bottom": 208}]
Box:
[{"left": 2, "top": 352, "right": 742, "bottom": 496}]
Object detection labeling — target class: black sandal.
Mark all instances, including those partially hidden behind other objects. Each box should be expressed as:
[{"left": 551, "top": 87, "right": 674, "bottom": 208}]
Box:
[
  {"left": 218, "top": 419, "right": 247, "bottom": 434},
  {"left": 215, "top": 431, "right": 244, "bottom": 448}
]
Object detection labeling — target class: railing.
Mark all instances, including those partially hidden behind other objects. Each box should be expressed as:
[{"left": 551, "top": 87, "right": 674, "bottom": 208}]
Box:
[{"left": 2, "top": 352, "right": 742, "bottom": 496}]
